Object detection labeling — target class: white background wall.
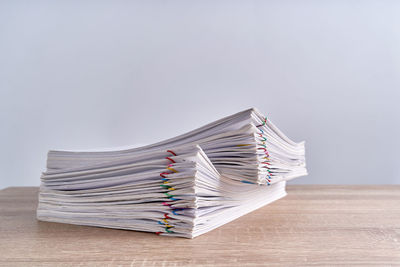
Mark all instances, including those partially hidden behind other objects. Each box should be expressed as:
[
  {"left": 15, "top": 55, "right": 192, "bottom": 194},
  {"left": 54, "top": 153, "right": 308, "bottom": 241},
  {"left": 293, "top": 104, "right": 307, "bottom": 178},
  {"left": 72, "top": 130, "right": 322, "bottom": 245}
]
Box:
[{"left": 1, "top": 0, "right": 399, "bottom": 189}]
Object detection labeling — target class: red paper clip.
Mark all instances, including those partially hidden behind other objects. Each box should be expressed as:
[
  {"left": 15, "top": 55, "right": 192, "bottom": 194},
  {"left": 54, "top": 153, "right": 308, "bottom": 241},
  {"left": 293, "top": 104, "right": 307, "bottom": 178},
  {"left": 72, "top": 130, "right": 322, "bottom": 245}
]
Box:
[{"left": 167, "top": 150, "right": 177, "bottom": 156}]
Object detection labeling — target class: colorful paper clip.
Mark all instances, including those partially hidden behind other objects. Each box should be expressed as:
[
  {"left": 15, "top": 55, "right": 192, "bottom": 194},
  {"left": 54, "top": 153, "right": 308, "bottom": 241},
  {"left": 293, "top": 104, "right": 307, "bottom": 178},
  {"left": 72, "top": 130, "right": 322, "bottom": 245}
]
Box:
[
  {"left": 167, "top": 150, "right": 177, "bottom": 156},
  {"left": 158, "top": 149, "right": 182, "bottom": 234},
  {"left": 256, "top": 117, "right": 267, "bottom": 128},
  {"left": 166, "top": 157, "right": 176, "bottom": 163}
]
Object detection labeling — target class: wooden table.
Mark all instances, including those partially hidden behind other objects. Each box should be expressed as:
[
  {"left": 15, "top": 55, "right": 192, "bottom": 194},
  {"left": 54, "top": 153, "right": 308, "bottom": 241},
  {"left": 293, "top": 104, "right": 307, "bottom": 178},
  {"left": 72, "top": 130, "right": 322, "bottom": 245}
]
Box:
[{"left": 0, "top": 186, "right": 399, "bottom": 266}]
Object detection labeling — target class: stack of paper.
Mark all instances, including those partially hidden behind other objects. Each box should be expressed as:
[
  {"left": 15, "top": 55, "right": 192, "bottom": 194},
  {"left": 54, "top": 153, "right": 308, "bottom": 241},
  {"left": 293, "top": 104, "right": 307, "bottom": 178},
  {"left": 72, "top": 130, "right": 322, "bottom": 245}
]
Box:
[{"left": 37, "top": 108, "right": 307, "bottom": 238}]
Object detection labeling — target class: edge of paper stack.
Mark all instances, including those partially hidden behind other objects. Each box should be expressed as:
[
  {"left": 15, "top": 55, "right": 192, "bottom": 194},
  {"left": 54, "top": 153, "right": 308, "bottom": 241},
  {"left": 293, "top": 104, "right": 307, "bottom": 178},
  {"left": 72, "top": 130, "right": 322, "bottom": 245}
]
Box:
[{"left": 37, "top": 108, "right": 307, "bottom": 238}]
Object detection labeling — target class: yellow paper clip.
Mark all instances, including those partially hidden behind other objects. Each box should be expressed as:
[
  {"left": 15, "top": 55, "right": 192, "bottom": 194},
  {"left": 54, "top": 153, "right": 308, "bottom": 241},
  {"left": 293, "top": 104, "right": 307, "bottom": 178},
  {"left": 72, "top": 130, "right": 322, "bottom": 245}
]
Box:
[{"left": 167, "top": 167, "right": 178, "bottom": 173}]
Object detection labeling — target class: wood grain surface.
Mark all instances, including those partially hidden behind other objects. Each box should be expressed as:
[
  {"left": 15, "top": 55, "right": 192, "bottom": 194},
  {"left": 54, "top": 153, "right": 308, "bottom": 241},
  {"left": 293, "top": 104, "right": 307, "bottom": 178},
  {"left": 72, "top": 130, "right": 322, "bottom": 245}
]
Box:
[{"left": 0, "top": 186, "right": 399, "bottom": 266}]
